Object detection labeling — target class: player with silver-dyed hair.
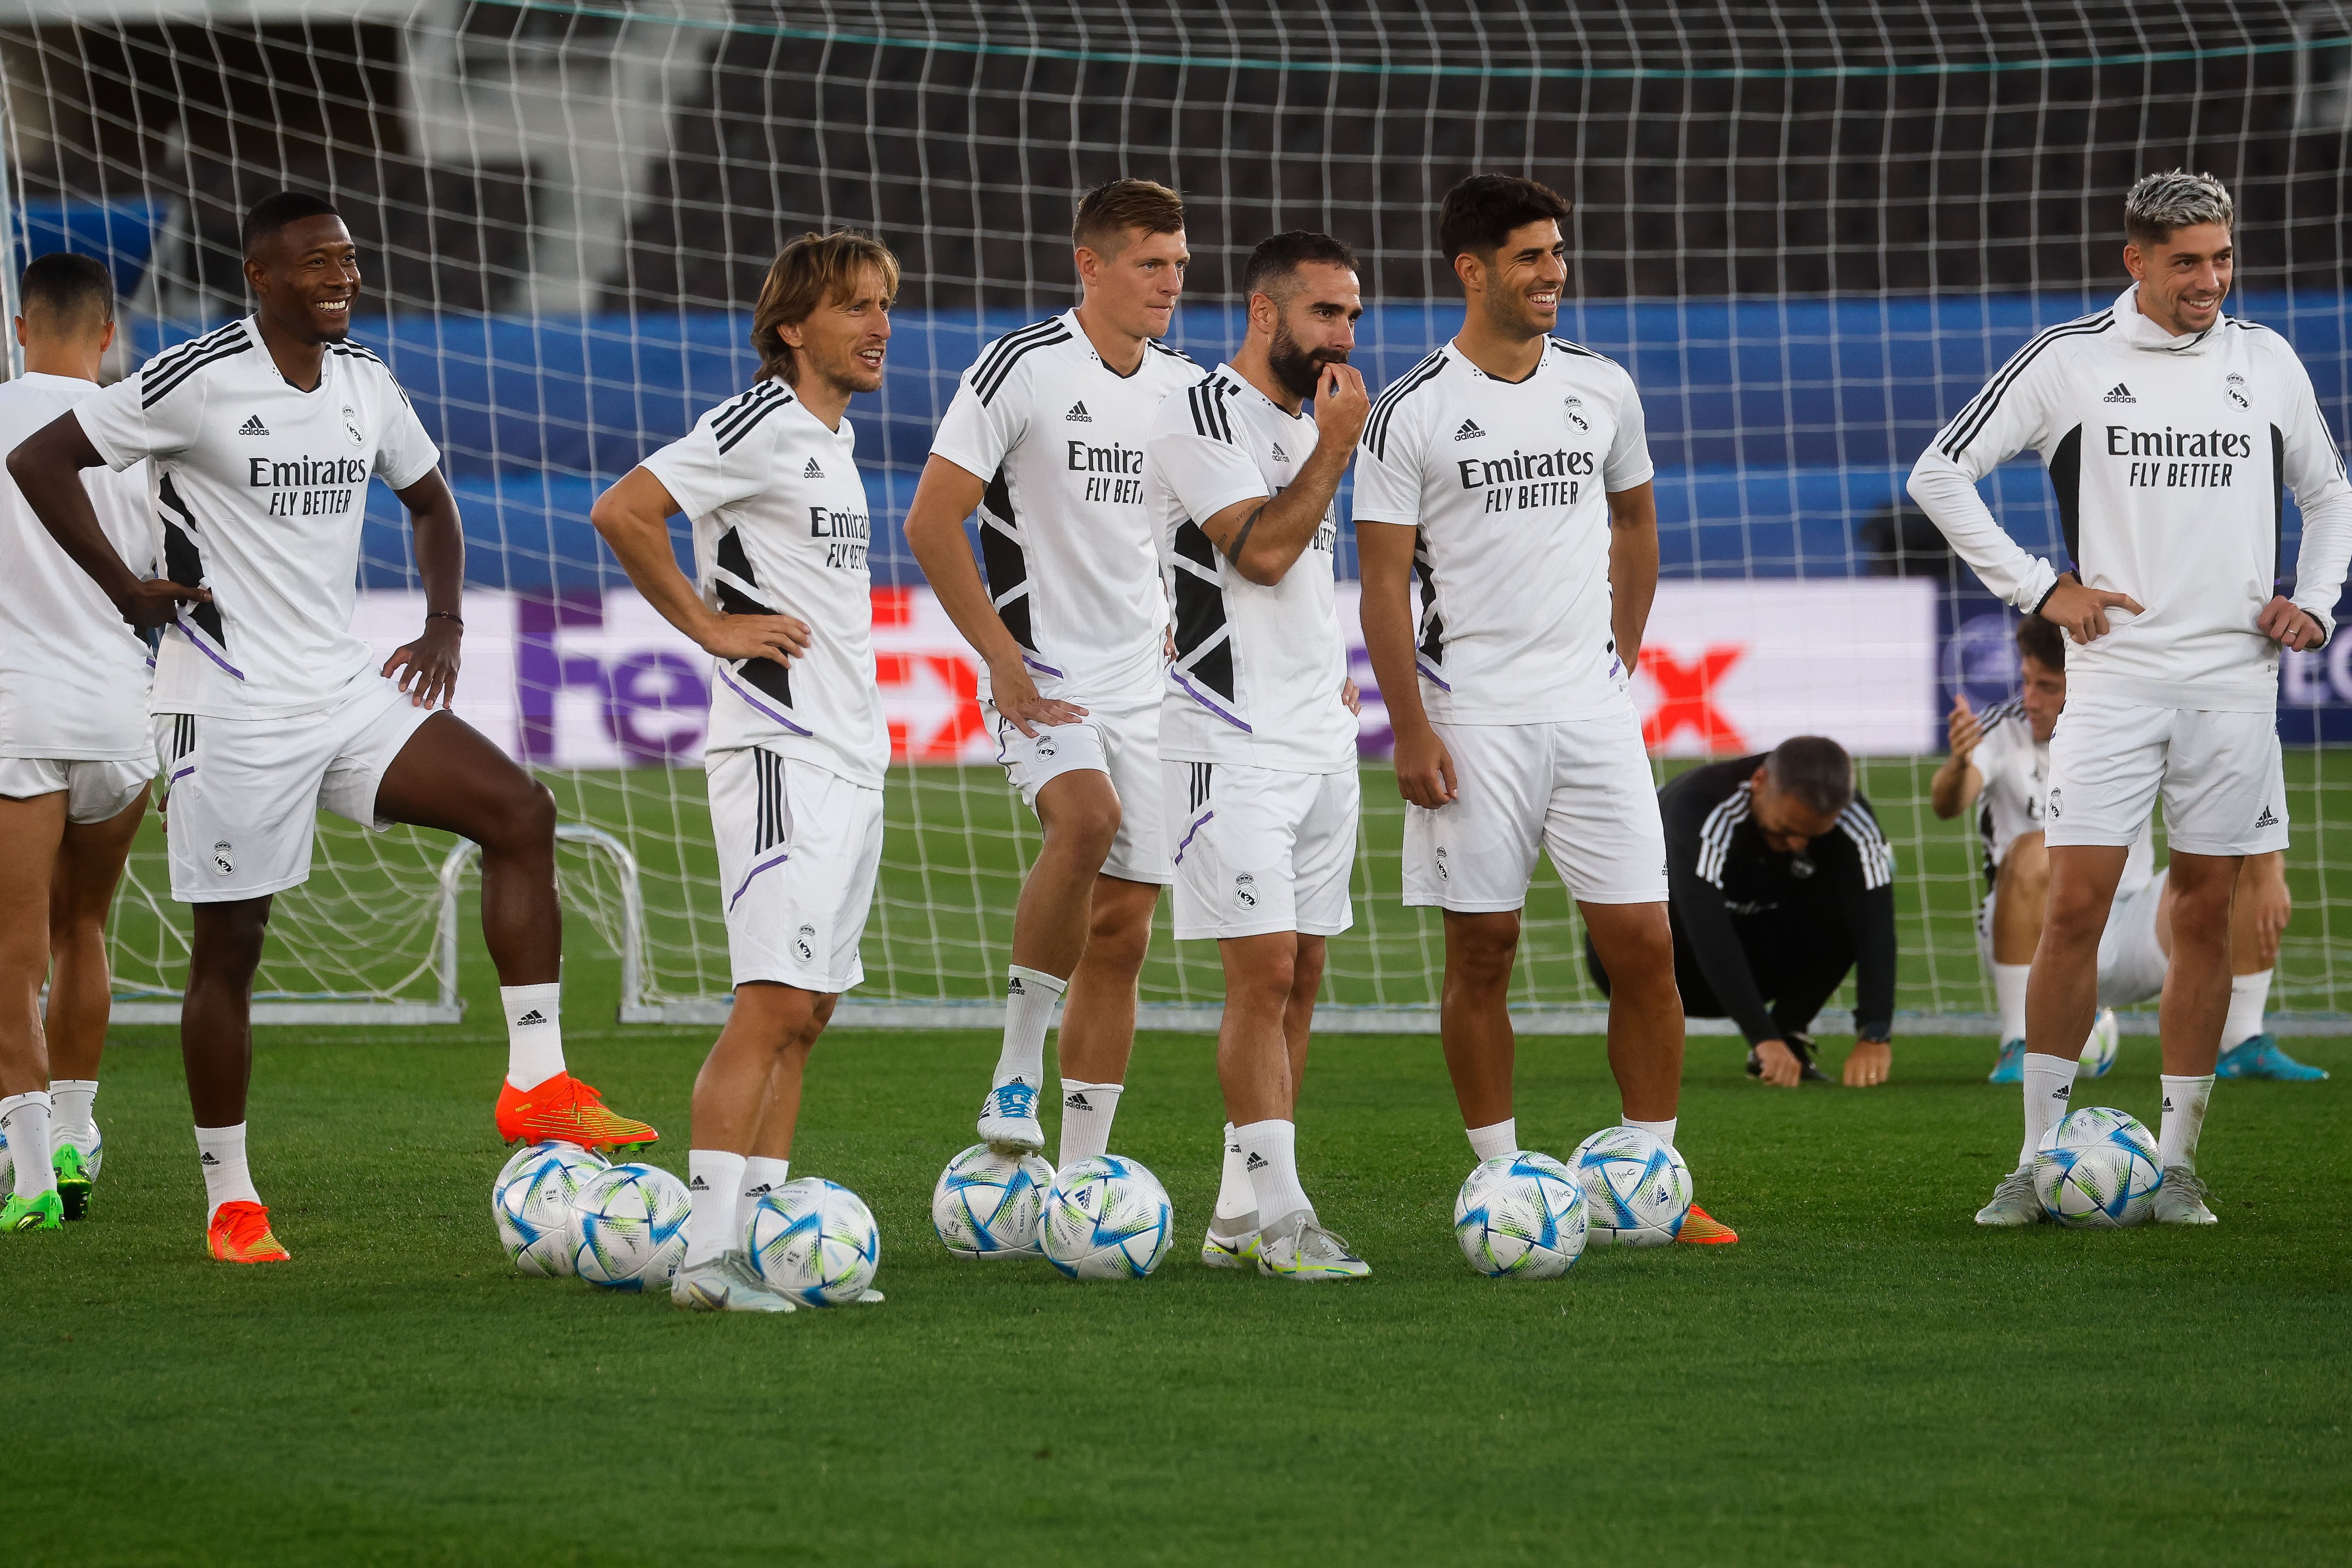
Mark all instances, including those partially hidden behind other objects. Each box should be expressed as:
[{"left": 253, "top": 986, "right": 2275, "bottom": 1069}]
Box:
[{"left": 1908, "top": 170, "right": 2352, "bottom": 1227}]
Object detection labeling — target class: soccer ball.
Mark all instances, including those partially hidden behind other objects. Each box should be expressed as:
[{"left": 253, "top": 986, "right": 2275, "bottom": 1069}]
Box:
[
  {"left": 1570, "top": 1126, "right": 1693, "bottom": 1248},
  {"left": 745, "top": 1178, "right": 881, "bottom": 1306},
  {"left": 570, "top": 1162, "right": 692, "bottom": 1291},
  {"left": 493, "top": 1141, "right": 608, "bottom": 1276},
  {"left": 0, "top": 1122, "right": 101, "bottom": 1187},
  {"left": 2078, "top": 1008, "right": 2121, "bottom": 1078},
  {"left": 2033, "top": 1106, "right": 2162, "bottom": 1227},
  {"left": 1040, "top": 1154, "right": 1172, "bottom": 1279},
  {"left": 1454, "top": 1151, "right": 1589, "bottom": 1279},
  {"left": 932, "top": 1142, "right": 1053, "bottom": 1258}
]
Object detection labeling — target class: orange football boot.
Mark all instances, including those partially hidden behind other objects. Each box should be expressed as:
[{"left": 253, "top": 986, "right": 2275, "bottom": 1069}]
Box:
[
  {"left": 207, "top": 1200, "right": 292, "bottom": 1263},
  {"left": 1677, "top": 1204, "right": 1739, "bottom": 1245},
  {"left": 495, "top": 1072, "right": 658, "bottom": 1153}
]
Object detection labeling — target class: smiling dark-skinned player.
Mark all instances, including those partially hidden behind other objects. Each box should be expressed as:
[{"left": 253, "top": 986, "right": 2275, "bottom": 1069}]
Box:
[{"left": 5, "top": 191, "right": 657, "bottom": 1264}]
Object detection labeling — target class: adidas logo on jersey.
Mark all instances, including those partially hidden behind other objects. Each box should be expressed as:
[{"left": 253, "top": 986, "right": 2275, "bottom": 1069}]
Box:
[
  {"left": 1454, "top": 418, "right": 1486, "bottom": 441},
  {"left": 803, "top": 458, "right": 825, "bottom": 478},
  {"left": 1066, "top": 402, "right": 1091, "bottom": 422},
  {"left": 1270, "top": 442, "right": 1289, "bottom": 462},
  {"left": 2102, "top": 382, "right": 2137, "bottom": 404},
  {"left": 238, "top": 414, "right": 270, "bottom": 435},
  {"left": 2256, "top": 804, "right": 2279, "bottom": 828},
  {"left": 513, "top": 1009, "right": 548, "bottom": 1026}
]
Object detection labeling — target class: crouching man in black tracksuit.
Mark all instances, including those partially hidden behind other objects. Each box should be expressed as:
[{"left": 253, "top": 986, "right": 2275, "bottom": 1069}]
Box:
[{"left": 1590, "top": 736, "right": 1898, "bottom": 1088}]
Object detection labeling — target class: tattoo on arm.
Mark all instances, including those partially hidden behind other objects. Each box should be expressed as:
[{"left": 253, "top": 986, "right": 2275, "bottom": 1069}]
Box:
[{"left": 1224, "top": 506, "right": 1264, "bottom": 563}]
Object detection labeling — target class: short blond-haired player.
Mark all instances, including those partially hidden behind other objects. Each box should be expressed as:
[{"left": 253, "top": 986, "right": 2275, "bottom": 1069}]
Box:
[{"left": 593, "top": 232, "right": 897, "bottom": 1311}]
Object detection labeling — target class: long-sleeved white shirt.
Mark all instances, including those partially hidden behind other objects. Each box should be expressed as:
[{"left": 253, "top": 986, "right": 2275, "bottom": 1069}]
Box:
[{"left": 1908, "top": 284, "right": 2352, "bottom": 713}]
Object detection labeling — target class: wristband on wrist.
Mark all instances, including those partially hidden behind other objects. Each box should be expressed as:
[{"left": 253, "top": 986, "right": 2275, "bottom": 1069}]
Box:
[{"left": 426, "top": 610, "right": 463, "bottom": 629}]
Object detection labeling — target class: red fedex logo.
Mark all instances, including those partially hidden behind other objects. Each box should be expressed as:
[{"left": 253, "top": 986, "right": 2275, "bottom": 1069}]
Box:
[{"left": 1639, "top": 644, "right": 1748, "bottom": 754}]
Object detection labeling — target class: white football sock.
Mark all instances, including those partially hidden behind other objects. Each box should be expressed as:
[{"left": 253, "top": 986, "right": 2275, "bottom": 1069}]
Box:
[
  {"left": 1465, "top": 1118, "right": 1518, "bottom": 1163},
  {"left": 2159, "top": 1075, "right": 2216, "bottom": 1174},
  {"left": 992, "top": 966, "right": 1065, "bottom": 1091},
  {"left": 1993, "top": 963, "right": 2030, "bottom": 1044},
  {"left": 1622, "top": 1115, "right": 1679, "bottom": 1152},
  {"left": 1234, "top": 1118, "right": 1312, "bottom": 1232},
  {"left": 2, "top": 1092, "right": 55, "bottom": 1201},
  {"left": 740, "top": 1155, "right": 791, "bottom": 1210},
  {"left": 2018, "top": 1053, "right": 2080, "bottom": 1168},
  {"left": 1210, "top": 1123, "right": 1255, "bottom": 1232},
  {"left": 685, "top": 1149, "right": 748, "bottom": 1267},
  {"left": 1057, "top": 1079, "right": 1123, "bottom": 1166},
  {"left": 2221, "top": 971, "right": 2272, "bottom": 1051},
  {"left": 50, "top": 1079, "right": 97, "bottom": 1146},
  {"left": 194, "top": 1122, "right": 261, "bottom": 1218},
  {"left": 501, "top": 982, "right": 566, "bottom": 1090}
]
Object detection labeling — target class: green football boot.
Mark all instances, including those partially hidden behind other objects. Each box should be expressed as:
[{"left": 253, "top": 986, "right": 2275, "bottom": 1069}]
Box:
[
  {"left": 1, "top": 1191, "right": 64, "bottom": 1232},
  {"left": 53, "top": 1143, "right": 93, "bottom": 1221}
]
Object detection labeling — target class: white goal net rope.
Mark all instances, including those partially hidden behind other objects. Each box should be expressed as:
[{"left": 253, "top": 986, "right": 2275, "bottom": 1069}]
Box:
[{"left": 2, "top": 1, "right": 2346, "bottom": 1029}]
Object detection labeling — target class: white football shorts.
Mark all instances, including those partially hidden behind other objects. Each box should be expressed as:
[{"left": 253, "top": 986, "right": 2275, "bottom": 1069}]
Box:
[
  {"left": 987, "top": 694, "right": 1168, "bottom": 885},
  {"left": 2047, "top": 702, "right": 2288, "bottom": 857},
  {"left": 1165, "top": 761, "right": 1357, "bottom": 941},
  {"left": 707, "top": 746, "right": 882, "bottom": 993},
  {"left": 1402, "top": 712, "right": 1669, "bottom": 911},
  {"left": 2096, "top": 868, "right": 2170, "bottom": 1011},
  {"left": 0, "top": 756, "right": 151, "bottom": 824},
  {"left": 152, "top": 674, "right": 433, "bottom": 903}
]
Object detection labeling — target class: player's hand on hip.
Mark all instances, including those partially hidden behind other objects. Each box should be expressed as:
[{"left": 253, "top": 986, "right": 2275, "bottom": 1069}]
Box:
[
  {"left": 1843, "top": 1039, "right": 1891, "bottom": 1088},
  {"left": 1340, "top": 676, "right": 1362, "bottom": 716},
  {"left": 1392, "top": 724, "right": 1456, "bottom": 810},
  {"left": 985, "top": 653, "right": 1086, "bottom": 738},
  {"left": 119, "top": 577, "right": 210, "bottom": 630},
  {"left": 1314, "top": 363, "right": 1371, "bottom": 451},
  {"left": 1946, "top": 692, "right": 1981, "bottom": 761},
  {"left": 2039, "top": 579, "right": 2143, "bottom": 645},
  {"left": 382, "top": 619, "right": 463, "bottom": 709},
  {"left": 1753, "top": 1038, "right": 1804, "bottom": 1088},
  {"left": 701, "top": 611, "right": 810, "bottom": 666},
  {"left": 2257, "top": 595, "right": 2326, "bottom": 653}
]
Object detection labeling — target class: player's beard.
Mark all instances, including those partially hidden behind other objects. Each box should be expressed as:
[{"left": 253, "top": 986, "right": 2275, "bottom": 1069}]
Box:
[{"left": 1267, "top": 321, "right": 1345, "bottom": 404}]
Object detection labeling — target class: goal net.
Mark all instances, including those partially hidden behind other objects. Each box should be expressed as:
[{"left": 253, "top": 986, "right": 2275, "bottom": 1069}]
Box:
[{"left": 4, "top": 1, "right": 2346, "bottom": 1032}]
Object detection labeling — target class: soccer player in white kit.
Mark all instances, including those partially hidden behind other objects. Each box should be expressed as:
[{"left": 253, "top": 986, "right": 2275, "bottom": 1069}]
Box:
[
  {"left": 10, "top": 193, "right": 659, "bottom": 1263},
  {"left": 0, "top": 255, "right": 153, "bottom": 1233},
  {"left": 1353, "top": 175, "right": 1737, "bottom": 1245},
  {"left": 1907, "top": 171, "right": 2352, "bottom": 1226},
  {"left": 1933, "top": 615, "right": 2313, "bottom": 1083},
  {"left": 905, "top": 180, "right": 1200, "bottom": 1167},
  {"left": 592, "top": 232, "right": 897, "bottom": 1312},
  {"left": 1148, "top": 232, "right": 1369, "bottom": 1279}
]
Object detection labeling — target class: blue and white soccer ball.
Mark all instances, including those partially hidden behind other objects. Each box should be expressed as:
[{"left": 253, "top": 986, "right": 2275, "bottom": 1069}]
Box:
[
  {"left": 570, "top": 1162, "right": 691, "bottom": 1290},
  {"left": 1040, "top": 1154, "right": 1173, "bottom": 1280},
  {"left": 745, "top": 1178, "right": 881, "bottom": 1306},
  {"left": 0, "top": 1122, "right": 102, "bottom": 1189},
  {"left": 932, "top": 1142, "right": 1053, "bottom": 1258},
  {"left": 2033, "top": 1106, "right": 2162, "bottom": 1227},
  {"left": 1454, "top": 1151, "right": 1589, "bottom": 1279},
  {"left": 493, "top": 1140, "right": 609, "bottom": 1276},
  {"left": 1570, "top": 1126, "right": 1693, "bottom": 1248},
  {"left": 2078, "top": 1008, "right": 2121, "bottom": 1079}
]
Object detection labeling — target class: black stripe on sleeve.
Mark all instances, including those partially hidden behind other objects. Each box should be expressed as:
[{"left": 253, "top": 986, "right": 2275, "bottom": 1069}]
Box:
[
  {"left": 143, "top": 340, "right": 255, "bottom": 408},
  {"left": 972, "top": 322, "right": 1073, "bottom": 406},
  {"left": 1938, "top": 316, "right": 2112, "bottom": 460},
  {"left": 716, "top": 393, "right": 795, "bottom": 455},
  {"left": 1366, "top": 351, "right": 1447, "bottom": 460}
]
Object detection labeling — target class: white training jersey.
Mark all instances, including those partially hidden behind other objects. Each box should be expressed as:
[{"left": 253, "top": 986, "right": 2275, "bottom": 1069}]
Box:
[
  {"left": 1145, "top": 364, "right": 1356, "bottom": 773},
  {"left": 930, "top": 310, "right": 1199, "bottom": 704},
  {"left": 641, "top": 379, "right": 887, "bottom": 789},
  {"left": 1908, "top": 284, "right": 2352, "bottom": 714},
  {"left": 1350, "top": 335, "right": 1655, "bottom": 724},
  {"left": 1973, "top": 700, "right": 2154, "bottom": 895},
  {"left": 0, "top": 373, "right": 154, "bottom": 759},
  {"left": 75, "top": 318, "right": 441, "bottom": 719}
]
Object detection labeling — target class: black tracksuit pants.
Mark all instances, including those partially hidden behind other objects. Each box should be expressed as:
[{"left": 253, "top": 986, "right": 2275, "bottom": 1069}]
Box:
[{"left": 1587, "top": 883, "right": 1858, "bottom": 1041}]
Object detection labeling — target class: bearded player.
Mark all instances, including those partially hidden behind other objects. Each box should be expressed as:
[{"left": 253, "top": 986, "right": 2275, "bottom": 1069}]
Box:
[
  {"left": 9, "top": 192, "right": 658, "bottom": 1262},
  {"left": 1908, "top": 171, "right": 2352, "bottom": 1227}
]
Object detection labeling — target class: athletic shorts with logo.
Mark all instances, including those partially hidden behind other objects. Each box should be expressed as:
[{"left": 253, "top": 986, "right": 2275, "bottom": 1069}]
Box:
[
  {"left": 1402, "top": 712, "right": 1669, "bottom": 910},
  {"left": 707, "top": 746, "right": 883, "bottom": 992},
  {"left": 1164, "top": 761, "right": 1357, "bottom": 941},
  {"left": 152, "top": 674, "right": 432, "bottom": 902},
  {"left": 2046, "top": 702, "right": 2288, "bottom": 856},
  {"left": 0, "top": 756, "right": 150, "bottom": 824},
  {"left": 1976, "top": 875, "right": 2167, "bottom": 1010},
  {"left": 987, "top": 694, "right": 1168, "bottom": 885}
]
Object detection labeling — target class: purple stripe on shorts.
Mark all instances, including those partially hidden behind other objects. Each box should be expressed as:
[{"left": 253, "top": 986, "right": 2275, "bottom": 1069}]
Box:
[
  {"left": 728, "top": 849, "right": 792, "bottom": 911},
  {"left": 1172, "top": 670, "right": 1252, "bottom": 732},
  {"left": 716, "top": 664, "right": 813, "bottom": 736},
  {"left": 1174, "top": 809, "right": 1214, "bottom": 866},
  {"left": 169, "top": 765, "right": 196, "bottom": 784}
]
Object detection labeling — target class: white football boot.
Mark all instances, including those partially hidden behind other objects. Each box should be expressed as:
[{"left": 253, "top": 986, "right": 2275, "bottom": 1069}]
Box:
[
  {"left": 1201, "top": 1211, "right": 1259, "bottom": 1269},
  {"left": 976, "top": 1079, "right": 1046, "bottom": 1154},
  {"left": 1256, "top": 1213, "right": 1370, "bottom": 1281},
  {"left": 672, "top": 1250, "right": 798, "bottom": 1313},
  {"left": 1973, "top": 1166, "right": 2045, "bottom": 1226},
  {"left": 2152, "top": 1167, "right": 2219, "bottom": 1225}
]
